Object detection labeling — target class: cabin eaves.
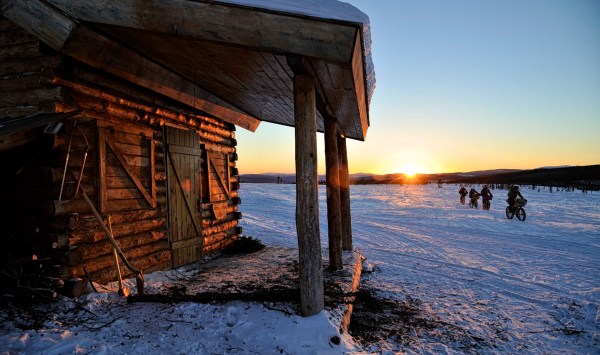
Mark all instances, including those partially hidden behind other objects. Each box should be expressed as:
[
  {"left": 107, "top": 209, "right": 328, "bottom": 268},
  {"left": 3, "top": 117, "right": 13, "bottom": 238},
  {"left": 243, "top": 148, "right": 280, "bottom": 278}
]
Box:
[{"left": 1, "top": 0, "right": 374, "bottom": 140}]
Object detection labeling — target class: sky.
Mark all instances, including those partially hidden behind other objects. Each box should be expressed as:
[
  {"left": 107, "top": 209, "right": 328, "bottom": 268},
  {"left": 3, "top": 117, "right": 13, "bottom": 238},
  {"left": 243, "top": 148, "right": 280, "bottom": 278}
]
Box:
[{"left": 236, "top": 0, "right": 600, "bottom": 175}]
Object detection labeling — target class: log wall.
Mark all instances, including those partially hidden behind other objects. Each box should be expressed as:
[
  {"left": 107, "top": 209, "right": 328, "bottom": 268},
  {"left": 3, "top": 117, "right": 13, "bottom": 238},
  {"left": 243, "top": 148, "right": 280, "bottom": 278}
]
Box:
[
  {"left": 201, "top": 138, "right": 241, "bottom": 254},
  {"left": 0, "top": 17, "right": 63, "bottom": 152},
  {"left": 0, "top": 18, "right": 242, "bottom": 298}
]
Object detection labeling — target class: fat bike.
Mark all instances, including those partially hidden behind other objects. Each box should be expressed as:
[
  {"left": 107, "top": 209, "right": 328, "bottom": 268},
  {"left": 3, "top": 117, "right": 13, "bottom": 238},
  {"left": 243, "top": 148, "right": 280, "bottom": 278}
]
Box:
[
  {"left": 469, "top": 195, "right": 480, "bottom": 209},
  {"left": 506, "top": 198, "right": 527, "bottom": 221},
  {"left": 482, "top": 197, "right": 492, "bottom": 210}
]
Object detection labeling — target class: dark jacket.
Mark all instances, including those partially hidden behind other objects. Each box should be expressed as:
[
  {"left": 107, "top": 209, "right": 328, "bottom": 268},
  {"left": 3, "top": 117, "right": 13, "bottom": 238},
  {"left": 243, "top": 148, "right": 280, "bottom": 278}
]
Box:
[
  {"left": 481, "top": 187, "right": 493, "bottom": 200},
  {"left": 507, "top": 187, "right": 524, "bottom": 201},
  {"left": 469, "top": 188, "right": 479, "bottom": 198}
]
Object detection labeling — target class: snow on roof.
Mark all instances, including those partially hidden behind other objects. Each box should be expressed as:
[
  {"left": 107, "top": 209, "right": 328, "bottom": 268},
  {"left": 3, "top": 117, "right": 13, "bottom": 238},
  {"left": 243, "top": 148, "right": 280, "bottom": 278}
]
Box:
[{"left": 216, "top": 0, "right": 376, "bottom": 104}]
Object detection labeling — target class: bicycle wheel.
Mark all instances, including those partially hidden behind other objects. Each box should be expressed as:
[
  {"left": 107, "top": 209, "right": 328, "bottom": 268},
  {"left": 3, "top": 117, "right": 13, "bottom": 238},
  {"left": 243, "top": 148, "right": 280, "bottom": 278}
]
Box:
[
  {"left": 506, "top": 206, "right": 514, "bottom": 219},
  {"left": 516, "top": 207, "right": 526, "bottom": 221}
]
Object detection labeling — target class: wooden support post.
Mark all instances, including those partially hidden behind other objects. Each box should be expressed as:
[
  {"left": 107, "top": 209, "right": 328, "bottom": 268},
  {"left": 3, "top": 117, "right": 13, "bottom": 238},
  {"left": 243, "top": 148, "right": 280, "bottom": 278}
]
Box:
[
  {"left": 294, "top": 74, "right": 324, "bottom": 316},
  {"left": 324, "top": 115, "right": 343, "bottom": 270},
  {"left": 338, "top": 134, "right": 353, "bottom": 251}
]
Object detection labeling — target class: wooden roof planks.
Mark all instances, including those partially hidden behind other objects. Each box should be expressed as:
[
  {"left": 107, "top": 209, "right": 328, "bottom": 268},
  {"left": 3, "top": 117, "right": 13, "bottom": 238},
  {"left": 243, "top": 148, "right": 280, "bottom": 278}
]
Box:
[{"left": 1, "top": 0, "right": 373, "bottom": 140}]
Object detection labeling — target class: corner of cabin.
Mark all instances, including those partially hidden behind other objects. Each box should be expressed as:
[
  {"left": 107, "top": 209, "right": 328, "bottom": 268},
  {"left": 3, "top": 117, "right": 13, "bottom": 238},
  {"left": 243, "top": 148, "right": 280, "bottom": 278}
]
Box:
[{"left": 0, "top": 15, "right": 243, "bottom": 298}]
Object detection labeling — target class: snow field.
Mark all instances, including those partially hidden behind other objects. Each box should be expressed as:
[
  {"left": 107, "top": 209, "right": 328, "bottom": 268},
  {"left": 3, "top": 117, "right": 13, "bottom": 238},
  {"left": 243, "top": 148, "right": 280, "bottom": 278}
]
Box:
[{"left": 240, "top": 183, "right": 600, "bottom": 353}]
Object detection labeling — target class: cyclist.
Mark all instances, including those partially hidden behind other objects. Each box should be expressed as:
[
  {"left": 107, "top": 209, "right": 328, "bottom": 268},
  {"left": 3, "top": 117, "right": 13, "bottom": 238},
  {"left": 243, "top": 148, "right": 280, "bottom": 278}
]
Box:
[
  {"left": 481, "top": 185, "right": 493, "bottom": 210},
  {"left": 507, "top": 185, "right": 525, "bottom": 208},
  {"left": 459, "top": 185, "right": 468, "bottom": 204},
  {"left": 468, "top": 187, "right": 480, "bottom": 208}
]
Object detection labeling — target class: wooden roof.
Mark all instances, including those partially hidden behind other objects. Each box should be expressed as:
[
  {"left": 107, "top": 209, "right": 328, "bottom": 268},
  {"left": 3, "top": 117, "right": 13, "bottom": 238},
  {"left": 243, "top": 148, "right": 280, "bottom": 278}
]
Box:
[{"left": 1, "top": 0, "right": 373, "bottom": 140}]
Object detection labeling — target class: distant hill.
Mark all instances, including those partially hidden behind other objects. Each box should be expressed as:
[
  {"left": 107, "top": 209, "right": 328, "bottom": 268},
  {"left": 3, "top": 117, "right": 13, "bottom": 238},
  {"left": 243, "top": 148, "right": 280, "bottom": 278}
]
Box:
[
  {"left": 240, "top": 165, "right": 600, "bottom": 190},
  {"left": 239, "top": 173, "right": 296, "bottom": 184},
  {"left": 447, "top": 169, "right": 522, "bottom": 177},
  {"left": 446, "top": 165, "right": 600, "bottom": 188}
]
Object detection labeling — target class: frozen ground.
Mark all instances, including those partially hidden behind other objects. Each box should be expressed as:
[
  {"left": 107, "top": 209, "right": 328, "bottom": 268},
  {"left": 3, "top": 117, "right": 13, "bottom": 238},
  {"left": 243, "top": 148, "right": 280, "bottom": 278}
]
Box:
[
  {"left": 1, "top": 183, "right": 599, "bottom": 354},
  {"left": 240, "top": 183, "right": 600, "bottom": 353}
]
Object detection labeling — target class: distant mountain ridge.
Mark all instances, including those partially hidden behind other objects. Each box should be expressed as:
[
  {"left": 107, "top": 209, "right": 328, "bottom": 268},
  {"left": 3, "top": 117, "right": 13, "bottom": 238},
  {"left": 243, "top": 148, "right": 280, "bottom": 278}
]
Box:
[{"left": 240, "top": 164, "right": 600, "bottom": 190}]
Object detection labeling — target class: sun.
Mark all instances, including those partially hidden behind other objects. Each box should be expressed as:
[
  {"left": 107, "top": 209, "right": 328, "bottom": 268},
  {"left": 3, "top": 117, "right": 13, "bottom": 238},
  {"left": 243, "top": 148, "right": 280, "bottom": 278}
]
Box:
[{"left": 398, "top": 163, "right": 421, "bottom": 178}]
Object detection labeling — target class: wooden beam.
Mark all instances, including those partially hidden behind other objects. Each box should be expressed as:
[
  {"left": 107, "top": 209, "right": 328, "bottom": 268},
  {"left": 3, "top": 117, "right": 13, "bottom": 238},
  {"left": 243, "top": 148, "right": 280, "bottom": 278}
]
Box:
[
  {"left": 294, "top": 74, "right": 324, "bottom": 316},
  {"left": 0, "top": 0, "right": 74, "bottom": 50},
  {"left": 350, "top": 33, "right": 369, "bottom": 140},
  {"left": 0, "top": 110, "right": 80, "bottom": 139},
  {"left": 324, "top": 114, "right": 343, "bottom": 270},
  {"left": 46, "top": 0, "right": 358, "bottom": 63},
  {"left": 106, "top": 135, "right": 156, "bottom": 208},
  {"left": 337, "top": 134, "right": 353, "bottom": 251},
  {"left": 208, "top": 154, "right": 231, "bottom": 201},
  {"left": 61, "top": 27, "right": 260, "bottom": 132},
  {"left": 42, "top": 71, "right": 235, "bottom": 139},
  {"left": 1, "top": 0, "right": 261, "bottom": 132}
]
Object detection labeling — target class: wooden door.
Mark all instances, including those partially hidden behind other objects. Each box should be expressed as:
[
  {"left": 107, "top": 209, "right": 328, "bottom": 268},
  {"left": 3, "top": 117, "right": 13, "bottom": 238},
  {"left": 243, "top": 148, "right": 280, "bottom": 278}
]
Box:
[{"left": 166, "top": 127, "right": 203, "bottom": 268}]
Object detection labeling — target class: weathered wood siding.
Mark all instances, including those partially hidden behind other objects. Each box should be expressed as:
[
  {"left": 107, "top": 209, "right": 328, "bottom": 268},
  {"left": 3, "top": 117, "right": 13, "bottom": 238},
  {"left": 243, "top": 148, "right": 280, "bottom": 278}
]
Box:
[
  {"left": 166, "top": 127, "right": 203, "bottom": 268},
  {"left": 0, "top": 18, "right": 241, "bottom": 297},
  {"left": 0, "top": 18, "right": 63, "bottom": 151}
]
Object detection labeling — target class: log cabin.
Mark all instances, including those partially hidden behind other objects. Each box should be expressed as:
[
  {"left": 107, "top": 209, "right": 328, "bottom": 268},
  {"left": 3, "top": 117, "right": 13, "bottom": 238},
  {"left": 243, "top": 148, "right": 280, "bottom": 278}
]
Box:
[{"left": 0, "top": 0, "right": 374, "bottom": 316}]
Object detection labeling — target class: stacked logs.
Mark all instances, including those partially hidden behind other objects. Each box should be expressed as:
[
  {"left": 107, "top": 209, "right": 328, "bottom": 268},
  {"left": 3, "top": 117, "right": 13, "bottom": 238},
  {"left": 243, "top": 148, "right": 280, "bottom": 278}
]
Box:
[
  {"left": 201, "top": 146, "right": 242, "bottom": 253},
  {"left": 0, "top": 117, "right": 170, "bottom": 297},
  {"left": 0, "top": 18, "right": 64, "bottom": 152},
  {"left": 1, "top": 16, "right": 70, "bottom": 299},
  {"left": 0, "top": 21, "right": 242, "bottom": 298}
]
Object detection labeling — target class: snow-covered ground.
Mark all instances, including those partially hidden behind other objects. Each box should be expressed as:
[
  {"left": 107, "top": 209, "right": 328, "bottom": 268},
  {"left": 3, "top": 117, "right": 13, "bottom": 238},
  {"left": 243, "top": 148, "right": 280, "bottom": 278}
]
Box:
[
  {"left": 1, "top": 183, "right": 599, "bottom": 354},
  {"left": 240, "top": 183, "right": 600, "bottom": 353}
]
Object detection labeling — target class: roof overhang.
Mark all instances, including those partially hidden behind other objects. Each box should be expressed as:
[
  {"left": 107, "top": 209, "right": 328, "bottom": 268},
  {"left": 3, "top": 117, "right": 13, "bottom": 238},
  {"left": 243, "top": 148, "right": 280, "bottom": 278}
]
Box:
[{"left": 2, "top": 0, "right": 374, "bottom": 140}]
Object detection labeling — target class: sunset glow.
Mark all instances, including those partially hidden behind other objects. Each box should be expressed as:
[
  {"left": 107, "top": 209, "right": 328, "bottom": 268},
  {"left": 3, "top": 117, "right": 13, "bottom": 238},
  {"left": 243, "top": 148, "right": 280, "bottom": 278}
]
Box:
[
  {"left": 236, "top": 0, "right": 600, "bottom": 175},
  {"left": 398, "top": 163, "right": 421, "bottom": 178}
]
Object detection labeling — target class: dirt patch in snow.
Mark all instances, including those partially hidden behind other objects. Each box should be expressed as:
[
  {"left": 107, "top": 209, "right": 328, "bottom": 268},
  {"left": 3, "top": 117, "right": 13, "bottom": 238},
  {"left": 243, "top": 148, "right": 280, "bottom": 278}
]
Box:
[{"left": 349, "top": 288, "right": 490, "bottom": 353}]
